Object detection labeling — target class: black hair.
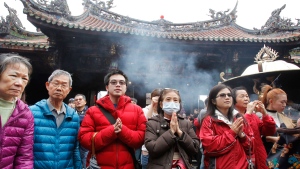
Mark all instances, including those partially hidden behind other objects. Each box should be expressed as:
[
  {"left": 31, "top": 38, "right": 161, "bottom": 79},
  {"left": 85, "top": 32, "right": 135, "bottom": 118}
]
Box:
[
  {"left": 232, "top": 86, "right": 248, "bottom": 105},
  {"left": 203, "top": 84, "right": 234, "bottom": 123},
  {"left": 157, "top": 88, "right": 182, "bottom": 114},
  {"left": 104, "top": 69, "right": 129, "bottom": 86}
]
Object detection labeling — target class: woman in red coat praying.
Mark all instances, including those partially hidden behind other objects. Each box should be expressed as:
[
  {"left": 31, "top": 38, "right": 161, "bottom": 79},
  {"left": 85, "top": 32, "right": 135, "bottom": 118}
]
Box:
[
  {"left": 232, "top": 86, "right": 276, "bottom": 169},
  {"left": 200, "top": 84, "right": 254, "bottom": 169}
]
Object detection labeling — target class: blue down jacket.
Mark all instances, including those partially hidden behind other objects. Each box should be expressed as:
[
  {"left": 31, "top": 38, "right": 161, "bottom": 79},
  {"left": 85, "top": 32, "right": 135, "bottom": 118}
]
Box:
[{"left": 30, "top": 99, "right": 81, "bottom": 169}]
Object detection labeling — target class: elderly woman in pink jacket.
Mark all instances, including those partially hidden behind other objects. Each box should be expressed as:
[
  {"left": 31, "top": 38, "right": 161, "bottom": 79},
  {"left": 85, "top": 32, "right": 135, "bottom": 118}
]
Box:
[{"left": 0, "top": 53, "right": 34, "bottom": 169}]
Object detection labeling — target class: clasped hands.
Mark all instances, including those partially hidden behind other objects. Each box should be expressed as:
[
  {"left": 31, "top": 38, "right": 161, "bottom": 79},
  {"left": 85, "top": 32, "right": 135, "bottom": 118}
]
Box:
[
  {"left": 170, "top": 112, "right": 183, "bottom": 137},
  {"left": 113, "top": 118, "right": 122, "bottom": 134},
  {"left": 231, "top": 117, "right": 245, "bottom": 138},
  {"left": 246, "top": 100, "right": 267, "bottom": 116}
]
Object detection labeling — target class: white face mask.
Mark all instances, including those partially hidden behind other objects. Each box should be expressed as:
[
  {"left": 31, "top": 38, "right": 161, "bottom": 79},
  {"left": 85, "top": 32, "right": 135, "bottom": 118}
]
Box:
[{"left": 162, "top": 102, "right": 180, "bottom": 115}]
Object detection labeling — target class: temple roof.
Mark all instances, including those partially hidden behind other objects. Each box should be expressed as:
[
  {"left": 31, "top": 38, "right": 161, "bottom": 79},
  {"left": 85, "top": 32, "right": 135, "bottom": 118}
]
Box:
[
  {"left": 0, "top": 2, "right": 49, "bottom": 51},
  {"left": 19, "top": 0, "right": 300, "bottom": 43}
]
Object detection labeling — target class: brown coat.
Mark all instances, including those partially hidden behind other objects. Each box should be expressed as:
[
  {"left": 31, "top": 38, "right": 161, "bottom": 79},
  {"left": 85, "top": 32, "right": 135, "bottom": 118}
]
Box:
[
  {"left": 278, "top": 112, "right": 295, "bottom": 129},
  {"left": 145, "top": 114, "right": 200, "bottom": 169}
]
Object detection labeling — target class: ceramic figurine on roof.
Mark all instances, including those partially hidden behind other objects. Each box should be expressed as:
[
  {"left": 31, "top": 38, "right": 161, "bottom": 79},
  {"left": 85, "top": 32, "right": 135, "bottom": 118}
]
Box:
[
  {"left": 208, "top": 8, "right": 230, "bottom": 19},
  {"left": 23, "top": 0, "right": 71, "bottom": 16},
  {"left": 0, "top": 2, "right": 25, "bottom": 36},
  {"left": 0, "top": 3, "right": 48, "bottom": 50},
  {"left": 254, "top": 4, "right": 300, "bottom": 35},
  {"left": 83, "top": 0, "right": 114, "bottom": 10},
  {"left": 0, "top": 16, "right": 10, "bottom": 36}
]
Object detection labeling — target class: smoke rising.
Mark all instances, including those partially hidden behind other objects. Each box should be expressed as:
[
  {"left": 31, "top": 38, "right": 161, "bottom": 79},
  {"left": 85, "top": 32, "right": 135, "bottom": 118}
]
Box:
[{"left": 117, "top": 38, "right": 220, "bottom": 113}]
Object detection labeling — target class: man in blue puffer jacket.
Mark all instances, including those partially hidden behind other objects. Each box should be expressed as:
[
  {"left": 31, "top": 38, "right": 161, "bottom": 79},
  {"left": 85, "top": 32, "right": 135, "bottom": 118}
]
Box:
[{"left": 30, "top": 69, "right": 81, "bottom": 169}]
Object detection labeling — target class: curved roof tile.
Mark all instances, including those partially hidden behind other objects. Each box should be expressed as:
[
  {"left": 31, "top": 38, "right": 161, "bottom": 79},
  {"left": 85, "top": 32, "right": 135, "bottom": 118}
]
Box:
[{"left": 20, "top": 0, "right": 300, "bottom": 43}]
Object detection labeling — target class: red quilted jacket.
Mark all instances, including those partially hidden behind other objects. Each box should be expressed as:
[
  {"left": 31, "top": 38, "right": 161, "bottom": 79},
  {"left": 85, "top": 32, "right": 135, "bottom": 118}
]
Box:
[
  {"left": 244, "top": 113, "right": 276, "bottom": 169},
  {"left": 0, "top": 99, "right": 34, "bottom": 169},
  {"left": 200, "top": 114, "right": 254, "bottom": 169},
  {"left": 78, "top": 95, "right": 147, "bottom": 169}
]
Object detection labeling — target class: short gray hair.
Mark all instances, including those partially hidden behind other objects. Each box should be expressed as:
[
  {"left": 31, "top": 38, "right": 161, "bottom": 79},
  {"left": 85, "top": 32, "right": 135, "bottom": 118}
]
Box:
[
  {"left": 75, "top": 94, "right": 86, "bottom": 101},
  {"left": 0, "top": 53, "right": 32, "bottom": 77},
  {"left": 48, "top": 69, "right": 73, "bottom": 87}
]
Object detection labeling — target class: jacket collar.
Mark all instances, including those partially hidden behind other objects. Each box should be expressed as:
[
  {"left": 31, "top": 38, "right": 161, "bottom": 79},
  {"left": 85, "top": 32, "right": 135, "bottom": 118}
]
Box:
[
  {"left": 214, "top": 109, "right": 238, "bottom": 125},
  {"left": 37, "top": 99, "right": 75, "bottom": 120},
  {"left": 10, "top": 99, "right": 29, "bottom": 119},
  {"left": 96, "top": 95, "right": 131, "bottom": 111}
]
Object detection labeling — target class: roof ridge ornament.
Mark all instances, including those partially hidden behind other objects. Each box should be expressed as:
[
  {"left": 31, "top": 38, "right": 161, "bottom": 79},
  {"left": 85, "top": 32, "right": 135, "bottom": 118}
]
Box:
[
  {"left": 254, "top": 45, "right": 279, "bottom": 63},
  {"left": 253, "top": 4, "right": 300, "bottom": 35},
  {"left": 151, "top": 15, "right": 173, "bottom": 27},
  {"left": 83, "top": 0, "right": 238, "bottom": 32},
  {"left": 1, "top": 2, "right": 25, "bottom": 36},
  {"left": 84, "top": 0, "right": 114, "bottom": 10},
  {"left": 0, "top": 3, "right": 11, "bottom": 36},
  {"left": 0, "top": 16, "right": 10, "bottom": 36},
  {"left": 25, "top": 0, "right": 71, "bottom": 16},
  {"left": 208, "top": 8, "right": 230, "bottom": 20},
  {"left": 1, "top": 2, "right": 45, "bottom": 37}
]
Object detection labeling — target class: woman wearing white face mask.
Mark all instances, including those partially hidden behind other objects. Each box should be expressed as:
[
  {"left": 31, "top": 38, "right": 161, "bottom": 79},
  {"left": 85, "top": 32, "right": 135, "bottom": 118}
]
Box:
[{"left": 144, "top": 88, "right": 200, "bottom": 169}]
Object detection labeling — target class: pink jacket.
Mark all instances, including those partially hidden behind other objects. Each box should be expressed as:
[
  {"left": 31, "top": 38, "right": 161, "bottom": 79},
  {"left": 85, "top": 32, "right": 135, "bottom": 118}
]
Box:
[{"left": 0, "top": 99, "right": 34, "bottom": 169}]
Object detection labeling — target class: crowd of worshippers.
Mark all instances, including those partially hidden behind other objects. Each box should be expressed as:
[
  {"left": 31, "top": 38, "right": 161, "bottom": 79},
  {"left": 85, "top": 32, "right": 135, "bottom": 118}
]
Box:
[{"left": 1, "top": 52, "right": 300, "bottom": 169}]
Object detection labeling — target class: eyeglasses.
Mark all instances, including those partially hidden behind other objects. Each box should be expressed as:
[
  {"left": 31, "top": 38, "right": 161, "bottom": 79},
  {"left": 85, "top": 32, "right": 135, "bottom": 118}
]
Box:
[
  {"left": 109, "top": 80, "right": 126, "bottom": 86},
  {"left": 216, "top": 93, "right": 232, "bottom": 98},
  {"left": 50, "top": 81, "right": 69, "bottom": 89}
]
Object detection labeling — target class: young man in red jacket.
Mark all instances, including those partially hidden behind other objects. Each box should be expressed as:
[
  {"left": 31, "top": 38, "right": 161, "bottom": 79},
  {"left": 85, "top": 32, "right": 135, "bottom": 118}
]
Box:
[{"left": 78, "top": 69, "right": 147, "bottom": 169}]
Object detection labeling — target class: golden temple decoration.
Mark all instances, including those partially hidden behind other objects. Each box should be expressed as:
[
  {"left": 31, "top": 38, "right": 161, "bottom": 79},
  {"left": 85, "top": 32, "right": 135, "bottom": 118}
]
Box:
[{"left": 254, "top": 44, "right": 279, "bottom": 63}]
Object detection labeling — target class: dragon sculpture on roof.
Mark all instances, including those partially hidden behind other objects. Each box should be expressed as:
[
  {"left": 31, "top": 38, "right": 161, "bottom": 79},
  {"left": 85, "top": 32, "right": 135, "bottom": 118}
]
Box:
[
  {"left": 254, "top": 4, "right": 300, "bottom": 34},
  {"left": 208, "top": 8, "right": 230, "bottom": 19}
]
